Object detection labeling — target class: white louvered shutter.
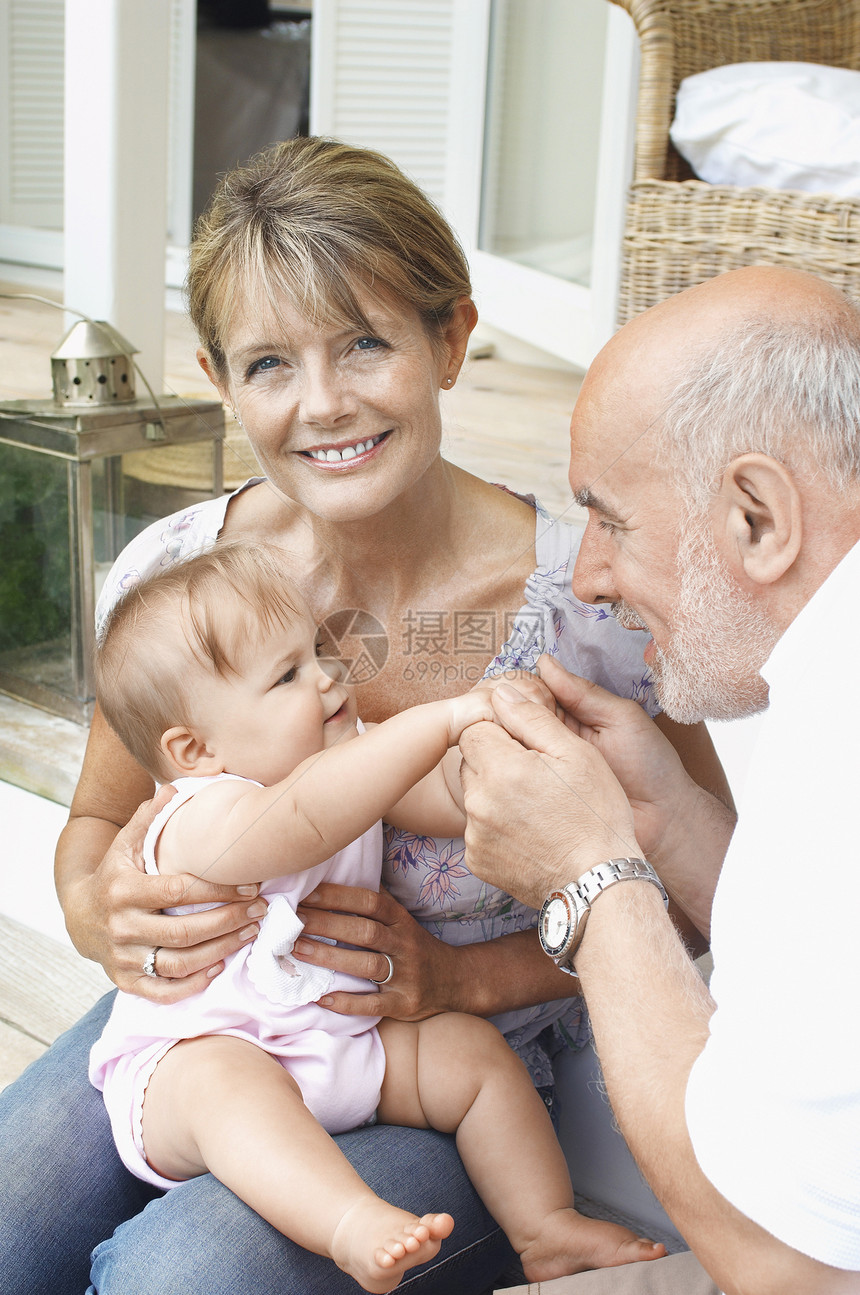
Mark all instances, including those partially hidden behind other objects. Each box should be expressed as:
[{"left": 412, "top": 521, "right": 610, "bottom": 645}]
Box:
[
  {"left": 0, "top": 0, "right": 65, "bottom": 230},
  {"left": 0, "top": 0, "right": 195, "bottom": 275},
  {"left": 166, "top": 0, "right": 196, "bottom": 249},
  {"left": 311, "top": 0, "right": 459, "bottom": 211}
]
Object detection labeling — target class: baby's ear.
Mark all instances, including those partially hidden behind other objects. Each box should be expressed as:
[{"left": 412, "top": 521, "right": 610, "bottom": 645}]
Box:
[{"left": 161, "top": 726, "right": 222, "bottom": 777}]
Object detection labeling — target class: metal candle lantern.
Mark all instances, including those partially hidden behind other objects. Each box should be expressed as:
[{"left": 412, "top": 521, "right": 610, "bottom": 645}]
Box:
[
  {"left": 50, "top": 319, "right": 138, "bottom": 406},
  {"left": 0, "top": 327, "right": 226, "bottom": 724}
]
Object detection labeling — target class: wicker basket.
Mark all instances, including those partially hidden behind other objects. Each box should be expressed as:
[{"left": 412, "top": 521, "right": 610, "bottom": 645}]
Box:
[{"left": 611, "top": 0, "right": 860, "bottom": 323}]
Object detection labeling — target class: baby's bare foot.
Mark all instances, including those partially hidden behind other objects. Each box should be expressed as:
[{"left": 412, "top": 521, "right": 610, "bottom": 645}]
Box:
[
  {"left": 519, "top": 1207, "right": 666, "bottom": 1281},
  {"left": 331, "top": 1200, "right": 454, "bottom": 1293}
]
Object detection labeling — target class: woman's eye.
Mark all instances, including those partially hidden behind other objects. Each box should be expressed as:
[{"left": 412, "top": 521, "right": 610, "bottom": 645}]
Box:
[
  {"left": 354, "top": 336, "right": 385, "bottom": 352},
  {"left": 278, "top": 667, "right": 297, "bottom": 685},
  {"left": 247, "top": 355, "right": 281, "bottom": 377}
]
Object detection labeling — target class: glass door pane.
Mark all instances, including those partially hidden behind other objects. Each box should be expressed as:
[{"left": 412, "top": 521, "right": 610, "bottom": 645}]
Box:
[{"left": 479, "top": 0, "right": 608, "bottom": 289}]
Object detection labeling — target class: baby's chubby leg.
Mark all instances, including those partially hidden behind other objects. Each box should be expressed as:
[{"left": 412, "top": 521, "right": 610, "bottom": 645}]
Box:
[
  {"left": 378, "top": 1015, "right": 665, "bottom": 1282},
  {"left": 142, "top": 1035, "right": 452, "bottom": 1293}
]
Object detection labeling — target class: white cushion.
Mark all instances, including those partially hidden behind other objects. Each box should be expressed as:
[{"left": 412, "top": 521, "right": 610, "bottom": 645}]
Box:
[{"left": 670, "top": 61, "right": 860, "bottom": 196}]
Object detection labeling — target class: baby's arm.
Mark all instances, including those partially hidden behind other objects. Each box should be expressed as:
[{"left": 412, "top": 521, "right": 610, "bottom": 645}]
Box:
[
  {"left": 386, "top": 671, "right": 559, "bottom": 837},
  {"left": 156, "top": 691, "right": 494, "bottom": 886}
]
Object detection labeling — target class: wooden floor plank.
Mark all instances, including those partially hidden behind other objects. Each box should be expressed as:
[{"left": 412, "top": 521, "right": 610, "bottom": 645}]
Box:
[{"left": 0, "top": 914, "right": 111, "bottom": 1048}]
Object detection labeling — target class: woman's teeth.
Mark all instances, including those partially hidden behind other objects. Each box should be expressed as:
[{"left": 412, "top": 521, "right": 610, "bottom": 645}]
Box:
[{"left": 307, "top": 434, "right": 384, "bottom": 462}]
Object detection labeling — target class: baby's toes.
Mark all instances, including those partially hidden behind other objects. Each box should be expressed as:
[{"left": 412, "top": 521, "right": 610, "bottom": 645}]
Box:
[{"left": 375, "top": 1241, "right": 403, "bottom": 1267}]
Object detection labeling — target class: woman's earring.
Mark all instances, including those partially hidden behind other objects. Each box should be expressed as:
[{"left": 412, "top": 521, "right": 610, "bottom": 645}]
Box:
[
  {"left": 444, "top": 376, "right": 454, "bottom": 387},
  {"left": 230, "top": 406, "right": 244, "bottom": 429}
]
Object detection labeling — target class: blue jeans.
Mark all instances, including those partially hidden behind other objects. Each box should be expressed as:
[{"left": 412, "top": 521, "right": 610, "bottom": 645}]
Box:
[{"left": 0, "top": 992, "right": 515, "bottom": 1295}]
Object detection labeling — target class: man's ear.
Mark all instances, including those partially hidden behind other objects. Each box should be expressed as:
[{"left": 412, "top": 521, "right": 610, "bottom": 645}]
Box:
[
  {"left": 161, "top": 726, "right": 223, "bottom": 777},
  {"left": 716, "top": 453, "right": 802, "bottom": 586}
]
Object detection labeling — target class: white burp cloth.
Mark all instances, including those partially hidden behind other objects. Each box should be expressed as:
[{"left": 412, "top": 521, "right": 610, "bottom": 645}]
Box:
[{"left": 246, "top": 894, "right": 336, "bottom": 1005}]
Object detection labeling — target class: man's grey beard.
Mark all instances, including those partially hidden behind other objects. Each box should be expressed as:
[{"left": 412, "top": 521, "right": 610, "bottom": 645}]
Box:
[{"left": 613, "top": 513, "right": 778, "bottom": 724}]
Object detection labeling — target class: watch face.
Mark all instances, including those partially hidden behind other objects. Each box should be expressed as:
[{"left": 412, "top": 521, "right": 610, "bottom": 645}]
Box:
[{"left": 539, "top": 892, "right": 572, "bottom": 956}]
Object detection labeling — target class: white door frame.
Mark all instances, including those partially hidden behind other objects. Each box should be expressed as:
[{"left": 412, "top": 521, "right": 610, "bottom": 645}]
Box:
[
  {"left": 63, "top": 0, "right": 172, "bottom": 392},
  {"left": 445, "top": 2, "right": 638, "bottom": 369}
]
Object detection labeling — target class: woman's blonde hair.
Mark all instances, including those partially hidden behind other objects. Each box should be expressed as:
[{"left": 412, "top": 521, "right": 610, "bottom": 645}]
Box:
[
  {"left": 187, "top": 136, "right": 473, "bottom": 377},
  {"left": 95, "top": 543, "right": 304, "bottom": 781}
]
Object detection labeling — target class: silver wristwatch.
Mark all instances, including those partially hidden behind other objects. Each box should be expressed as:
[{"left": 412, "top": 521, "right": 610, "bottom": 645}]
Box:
[{"left": 538, "top": 857, "right": 668, "bottom": 976}]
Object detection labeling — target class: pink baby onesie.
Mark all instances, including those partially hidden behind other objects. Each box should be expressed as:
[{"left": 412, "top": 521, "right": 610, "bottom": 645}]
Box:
[{"left": 89, "top": 772, "right": 386, "bottom": 1190}]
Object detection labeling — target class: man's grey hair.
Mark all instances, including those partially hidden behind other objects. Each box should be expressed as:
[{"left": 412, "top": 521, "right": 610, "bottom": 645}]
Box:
[{"left": 655, "top": 310, "right": 860, "bottom": 506}]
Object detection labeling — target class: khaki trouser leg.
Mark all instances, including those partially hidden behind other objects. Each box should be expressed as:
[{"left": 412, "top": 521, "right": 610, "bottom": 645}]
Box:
[{"left": 495, "top": 1250, "right": 721, "bottom": 1295}]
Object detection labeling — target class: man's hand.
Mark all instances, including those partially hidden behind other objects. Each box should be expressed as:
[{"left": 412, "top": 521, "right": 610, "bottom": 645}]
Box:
[
  {"left": 476, "top": 668, "right": 558, "bottom": 712},
  {"left": 463, "top": 658, "right": 732, "bottom": 938},
  {"left": 460, "top": 685, "right": 640, "bottom": 910},
  {"left": 534, "top": 656, "right": 697, "bottom": 860},
  {"left": 449, "top": 669, "right": 558, "bottom": 745}
]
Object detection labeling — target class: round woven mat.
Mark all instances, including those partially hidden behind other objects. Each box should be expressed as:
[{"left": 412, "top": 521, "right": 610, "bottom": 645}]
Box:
[{"left": 121, "top": 425, "right": 261, "bottom": 491}]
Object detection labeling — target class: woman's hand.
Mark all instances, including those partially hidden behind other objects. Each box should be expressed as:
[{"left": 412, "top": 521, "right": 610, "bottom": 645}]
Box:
[
  {"left": 296, "top": 882, "right": 587, "bottom": 1018},
  {"left": 59, "top": 789, "right": 268, "bottom": 1003},
  {"left": 294, "top": 883, "right": 463, "bottom": 1020}
]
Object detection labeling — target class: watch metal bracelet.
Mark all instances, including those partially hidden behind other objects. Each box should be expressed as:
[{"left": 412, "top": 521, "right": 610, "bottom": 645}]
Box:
[
  {"left": 576, "top": 856, "right": 668, "bottom": 910},
  {"left": 540, "top": 856, "right": 668, "bottom": 973}
]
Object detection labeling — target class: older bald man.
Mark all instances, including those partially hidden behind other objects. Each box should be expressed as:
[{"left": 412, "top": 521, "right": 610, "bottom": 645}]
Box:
[{"left": 462, "top": 268, "right": 860, "bottom": 1295}]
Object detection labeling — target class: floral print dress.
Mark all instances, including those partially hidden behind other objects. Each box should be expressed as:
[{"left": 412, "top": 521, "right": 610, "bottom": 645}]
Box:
[{"left": 382, "top": 494, "right": 657, "bottom": 1089}]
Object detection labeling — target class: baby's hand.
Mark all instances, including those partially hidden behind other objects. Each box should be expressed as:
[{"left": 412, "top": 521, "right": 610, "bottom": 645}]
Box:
[
  {"left": 444, "top": 672, "right": 558, "bottom": 744},
  {"left": 444, "top": 687, "right": 497, "bottom": 744},
  {"left": 477, "top": 669, "right": 558, "bottom": 712}
]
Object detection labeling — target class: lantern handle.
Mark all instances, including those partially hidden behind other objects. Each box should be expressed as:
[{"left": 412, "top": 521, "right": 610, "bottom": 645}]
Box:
[{"left": 0, "top": 292, "right": 167, "bottom": 438}]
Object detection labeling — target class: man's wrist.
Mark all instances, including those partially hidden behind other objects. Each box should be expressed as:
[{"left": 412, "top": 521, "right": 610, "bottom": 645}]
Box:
[{"left": 539, "top": 856, "right": 668, "bottom": 974}]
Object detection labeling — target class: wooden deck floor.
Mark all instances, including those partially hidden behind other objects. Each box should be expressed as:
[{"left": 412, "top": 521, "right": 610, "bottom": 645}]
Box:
[
  {"left": 0, "top": 914, "right": 112, "bottom": 1088},
  {"left": 0, "top": 280, "right": 583, "bottom": 1088}
]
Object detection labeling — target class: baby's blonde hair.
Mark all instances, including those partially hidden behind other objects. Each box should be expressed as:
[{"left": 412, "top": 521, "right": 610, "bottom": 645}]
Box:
[{"left": 96, "top": 543, "right": 304, "bottom": 781}]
